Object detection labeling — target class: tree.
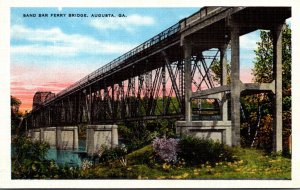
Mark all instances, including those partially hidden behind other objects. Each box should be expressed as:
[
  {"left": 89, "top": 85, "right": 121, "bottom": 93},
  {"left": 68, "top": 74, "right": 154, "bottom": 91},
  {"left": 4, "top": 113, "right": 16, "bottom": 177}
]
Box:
[
  {"left": 210, "top": 59, "right": 231, "bottom": 85},
  {"left": 246, "top": 24, "right": 291, "bottom": 152},
  {"left": 252, "top": 25, "right": 291, "bottom": 111},
  {"left": 11, "top": 95, "right": 23, "bottom": 134},
  {"left": 11, "top": 95, "right": 21, "bottom": 113},
  {"left": 253, "top": 25, "right": 291, "bottom": 92}
]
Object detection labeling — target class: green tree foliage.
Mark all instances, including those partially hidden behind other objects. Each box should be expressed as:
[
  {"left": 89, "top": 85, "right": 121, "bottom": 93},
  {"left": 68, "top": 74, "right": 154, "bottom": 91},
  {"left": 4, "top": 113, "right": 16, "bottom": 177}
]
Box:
[
  {"left": 178, "top": 136, "right": 235, "bottom": 166},
  {"left": 118, "top": 122, "right": 155, "bottom": 152},
  {"left": 12, "top": 136, "right": 50, "bottom": 178},
  {"left": 253, "top": 25, "right": 291, "bottom": 91},
  {"left": 210, "top": 59, "right": 231, "bottom": 84},
  {"left": 11, "top": 95, "right": 23, "bottom": 134},
  {"left": 118, "top": 119, "right": 177, "bottom": 153},
  {"left": 242, "top": 24, "right": 291, "bottom": 152},
  {"left": 252, "top": 25, "right": 291, "bottom": 111},
  {"left": 12, "top": 136, "right": 80, "bottom": 179}
]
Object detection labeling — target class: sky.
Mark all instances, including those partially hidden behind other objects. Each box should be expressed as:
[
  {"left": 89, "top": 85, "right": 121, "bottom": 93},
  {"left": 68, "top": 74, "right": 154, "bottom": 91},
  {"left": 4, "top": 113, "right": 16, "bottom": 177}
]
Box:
[{"left": 10, "top": 7, "right": 272, "bottom": 112}]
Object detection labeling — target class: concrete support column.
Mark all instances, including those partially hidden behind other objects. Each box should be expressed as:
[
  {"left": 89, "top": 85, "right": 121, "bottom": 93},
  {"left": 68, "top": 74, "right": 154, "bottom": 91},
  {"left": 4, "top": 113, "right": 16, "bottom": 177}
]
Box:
[
  {"left": 220, "top": 44, "right": 228, "bottom": 121},
  {"left": 30, "top": 128, "right": 42, "bottom": 142},
  {"left": 86, "top": 125, "right": 118, "bottom": 156},
  {"left": 40, "top": 127, "right": 45, "bottom": 142},
  {"left": 112, "top": 125, "right": 118, "bottom": 148},
  {"left": 230, "top": 20, "right": 241, "bottom": 146},
  {"left": 183, "top": 40, "right": 192, "bottom": 122},
  {"left": 42, "top": 127, "right": 57, "bottom": 147},
  {"left": 86, "top": 126, "right": 95, "bottom": 155},
  {"left": 272, "top": 23, "right": 284, "bottom": 152},
  {"left": 56, "top": 126, "right": 78, "bottom": 150}
]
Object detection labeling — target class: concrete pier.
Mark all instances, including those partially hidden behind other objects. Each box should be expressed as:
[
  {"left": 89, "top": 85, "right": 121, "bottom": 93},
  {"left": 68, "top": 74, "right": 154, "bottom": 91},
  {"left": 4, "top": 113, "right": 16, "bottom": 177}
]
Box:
[
  {"left": 28, "top": 126, "right": 78, "bottom": 150},
  {"left": 176, "top": 121, "right": 232, "bottom": 146},
  {"left": 56, "top": 126, "right": 79, "bottom": 150},
  {"left": 43, "top": 127, "right": 56, "bottom": 147},
  {"left": 28, "top": 128, "right": 42, "bottom": 142},
  {"left": 86, "top": 125, "right": 118, "bottom": 156}
]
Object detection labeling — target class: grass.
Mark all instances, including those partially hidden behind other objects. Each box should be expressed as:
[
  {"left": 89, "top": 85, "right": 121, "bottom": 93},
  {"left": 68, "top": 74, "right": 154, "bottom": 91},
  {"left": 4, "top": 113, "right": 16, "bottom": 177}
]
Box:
[{"left": 80, "top": 146, "right": 291, "bottom": 179}]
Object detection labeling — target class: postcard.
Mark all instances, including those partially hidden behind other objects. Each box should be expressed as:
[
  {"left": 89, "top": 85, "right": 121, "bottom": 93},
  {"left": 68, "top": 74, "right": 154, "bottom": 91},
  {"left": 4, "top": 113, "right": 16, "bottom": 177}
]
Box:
[{"left": 1, "top": 0, "right": 300, "bottom": 188}]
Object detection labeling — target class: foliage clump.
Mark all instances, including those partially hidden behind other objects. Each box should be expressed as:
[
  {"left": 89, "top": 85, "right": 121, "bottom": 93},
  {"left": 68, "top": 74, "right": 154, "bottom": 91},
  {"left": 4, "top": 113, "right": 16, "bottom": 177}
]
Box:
[
  {"left": 12, "top": 136, "right": 80, "bottom": 179},
  {"left": 151, "top": 136, "right": 235, "bottom": 166},
  {"left": 11, "top": 96, "right": 23, "bottom": 134},
  {"left": 177, "top": 136, "right": 235, "bottom": 166},
  {"left": 118, "top": 123, "right": 155, "bottom": 152},
  {"left": 96, "top": 144, "right": 128, "bottom": 164},
  {"left": 118, "top": 120, "right": 176, "bottom": 153}
]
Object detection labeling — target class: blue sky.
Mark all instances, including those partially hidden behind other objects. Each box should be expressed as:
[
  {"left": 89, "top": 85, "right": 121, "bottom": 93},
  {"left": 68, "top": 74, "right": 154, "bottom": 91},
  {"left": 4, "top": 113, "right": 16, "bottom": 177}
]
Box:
[
  {"left": 11, "top": 7, "right": 289, "bottom": 111},
  {"left": 11, "top": 7, "right": 262, "bottom": 71},
  {"left": 11, "top": 8, "right": 200, "bottom": 69}
]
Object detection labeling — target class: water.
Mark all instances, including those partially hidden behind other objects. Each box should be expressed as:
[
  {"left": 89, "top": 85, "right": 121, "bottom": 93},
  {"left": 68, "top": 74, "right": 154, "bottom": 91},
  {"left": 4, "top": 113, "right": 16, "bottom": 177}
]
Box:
[
  {"left": 46, "top": 140, "right": 87, "bottom": 167},
  {"left": 13, "top": 139, "right": 123, "bottom": 167}
]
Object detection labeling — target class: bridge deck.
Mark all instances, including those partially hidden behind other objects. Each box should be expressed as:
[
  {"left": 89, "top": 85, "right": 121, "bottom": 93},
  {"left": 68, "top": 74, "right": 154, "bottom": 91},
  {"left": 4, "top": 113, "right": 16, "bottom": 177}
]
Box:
[{"left": 41, "top": 7, "right": 235, "bottom": 107}]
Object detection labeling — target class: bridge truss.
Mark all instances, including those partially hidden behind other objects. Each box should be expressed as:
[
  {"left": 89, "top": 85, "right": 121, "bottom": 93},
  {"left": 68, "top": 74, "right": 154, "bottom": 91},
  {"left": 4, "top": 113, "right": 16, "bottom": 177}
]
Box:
[
  {"left": 25, "top": 7, "right": 291, "bottom": 151},
  {"left": 29, "top": 48, "right": 221, "bottom": 127}
]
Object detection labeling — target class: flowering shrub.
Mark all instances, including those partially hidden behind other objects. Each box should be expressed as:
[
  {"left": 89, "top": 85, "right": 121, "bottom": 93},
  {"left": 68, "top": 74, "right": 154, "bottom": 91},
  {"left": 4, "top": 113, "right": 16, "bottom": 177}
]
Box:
[
  {"left": 152, "top": 137, "right": 179, "bottom": 163},
  {"left": 81, "top": 160, "right": 93, "bottom": 170}
]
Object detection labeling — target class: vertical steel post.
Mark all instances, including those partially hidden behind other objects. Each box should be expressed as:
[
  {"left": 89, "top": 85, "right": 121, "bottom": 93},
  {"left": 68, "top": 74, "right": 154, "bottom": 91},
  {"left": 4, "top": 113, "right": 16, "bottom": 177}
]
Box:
[
  {"left": 48, "top": 108, "right": 51, "bottom": 126},
  {"left": 112, "top": 84, "right": 115, "bottom": 120},
  {"left": 162, "top": 63, "right": 166, "bottom": 115}
]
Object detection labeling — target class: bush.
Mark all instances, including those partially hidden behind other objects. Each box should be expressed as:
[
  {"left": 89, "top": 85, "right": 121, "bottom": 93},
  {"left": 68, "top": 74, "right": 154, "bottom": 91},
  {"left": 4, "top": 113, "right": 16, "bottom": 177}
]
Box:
[
  {"left": 96, "top": 144, "right": 128, "bottom": 164},
  {"left": 152, "top": 137, "right": 179, "bottom": 163},
  {"left": 178, "top": 136, "right": 235, "bottom": 166},
  {"left": 12, "top": 136, "right": 51, "bottom": 178},
  {"left": 118, "top": 123, "right": 156, "bottom": 152},
  {"left": 12, "top": 136, "right": 80, "bottom": 179}
]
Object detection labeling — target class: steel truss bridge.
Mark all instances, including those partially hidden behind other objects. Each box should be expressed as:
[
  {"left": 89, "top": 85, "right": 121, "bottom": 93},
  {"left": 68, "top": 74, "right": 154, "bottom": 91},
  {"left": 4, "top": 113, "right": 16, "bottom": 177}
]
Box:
[{"left": 26, "top": 7, "right": 291, "bottom": 150}]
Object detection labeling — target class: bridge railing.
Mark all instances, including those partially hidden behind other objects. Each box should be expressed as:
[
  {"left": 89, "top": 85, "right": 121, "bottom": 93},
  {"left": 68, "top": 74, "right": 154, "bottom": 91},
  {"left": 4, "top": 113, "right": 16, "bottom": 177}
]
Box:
[{"left": 43, "top": 22, "right": 181, "bottom": 105}]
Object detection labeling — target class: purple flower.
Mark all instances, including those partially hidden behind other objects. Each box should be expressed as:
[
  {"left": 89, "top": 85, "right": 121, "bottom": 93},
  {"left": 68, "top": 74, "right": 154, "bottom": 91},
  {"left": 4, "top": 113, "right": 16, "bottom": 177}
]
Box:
[{"left": 152, "top": 137, "right": 179, "bottom": 163}]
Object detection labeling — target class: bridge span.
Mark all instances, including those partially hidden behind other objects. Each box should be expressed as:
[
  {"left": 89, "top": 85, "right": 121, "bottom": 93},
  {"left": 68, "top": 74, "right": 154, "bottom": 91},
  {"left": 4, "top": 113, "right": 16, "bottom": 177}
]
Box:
[{"left": 25, "top": 7, "right": 291, "bottom": 153}]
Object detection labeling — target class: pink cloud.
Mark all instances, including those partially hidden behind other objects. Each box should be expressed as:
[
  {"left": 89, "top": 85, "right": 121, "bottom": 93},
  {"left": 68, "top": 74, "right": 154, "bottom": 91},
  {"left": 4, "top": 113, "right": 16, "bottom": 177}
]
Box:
[
  {"left": 240, "top": 68, "right": 254, "bottom": 83},
  {"left": 11, "top": 62, "right": 85, "bottom": 112},
  {"left": 11, "top": 80, "right": 75, "bottom": 112}
]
